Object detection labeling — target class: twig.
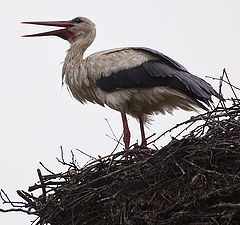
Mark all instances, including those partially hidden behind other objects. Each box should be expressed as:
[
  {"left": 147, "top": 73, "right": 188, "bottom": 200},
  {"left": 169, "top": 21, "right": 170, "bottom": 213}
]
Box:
[
  {"left": 39, "top": 162, "right": 55, "bottom": 175},
  {"left": 76, "top": 148, "right": 97, "bottom": 160},
  {"left": 85, "top": 151, "right": 123, "bottom": 166},
  {"left": 209, "top": 202, "right": 240, "bottom": 209},
  {"left": 16, "top": 190, "right": 36, "bottom": 209},
  {"left": 105, "top": 118, "right": 119, "bottom": 143},
  {"left": 0, "top": 208, "right": 35, "bottom": 214},
  {"left": 106, "top": 134, "right": 124, "bottom": 147},
  {"left": 111, "top": 133, "right": 124, "bottom": 154},
  {"left": 56, "top": 146, "right": 78, "bottom": 169},
  {"left": 223, "top": 69, "right": 240, "bottom": 103},
  {"left": 0, "top": 189, "right": 15, "bottom": 207},
  {"left": 144, "top": 133, "right": 156, "bottom": 146},
  {"left": 37, "top": 169, "right": 46, "bottom": 203},
  {"left": 206, "top": 75, "right": 240, "bottom": 91}
]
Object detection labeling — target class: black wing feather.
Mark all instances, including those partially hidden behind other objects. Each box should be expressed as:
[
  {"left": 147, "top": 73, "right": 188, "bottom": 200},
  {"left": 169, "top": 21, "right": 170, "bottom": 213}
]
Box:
[{"left": 96, "top": 47, "right": 218, "bottom": 108}]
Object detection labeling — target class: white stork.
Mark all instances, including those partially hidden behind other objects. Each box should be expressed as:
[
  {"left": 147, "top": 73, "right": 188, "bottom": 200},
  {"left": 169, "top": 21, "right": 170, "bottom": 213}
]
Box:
[{"left": 23, "top": 16, "right": 218, "bottom": 149}]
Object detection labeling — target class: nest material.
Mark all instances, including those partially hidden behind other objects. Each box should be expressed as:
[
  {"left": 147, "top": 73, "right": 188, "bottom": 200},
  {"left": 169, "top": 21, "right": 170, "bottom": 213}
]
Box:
[{"left": 1, "top": 70, "right": 240, "bottom": 225}]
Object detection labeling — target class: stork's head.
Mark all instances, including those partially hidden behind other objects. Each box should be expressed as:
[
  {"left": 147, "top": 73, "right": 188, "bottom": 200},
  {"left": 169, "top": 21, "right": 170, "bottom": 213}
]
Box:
[{"left": 22, "top": 17, "right": 96, "bottom": 45}]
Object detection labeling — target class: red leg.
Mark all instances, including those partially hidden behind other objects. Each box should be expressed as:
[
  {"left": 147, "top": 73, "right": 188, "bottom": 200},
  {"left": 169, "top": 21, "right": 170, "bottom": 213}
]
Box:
[
  {"left": 139, "top": 116, "right": 147, "bottom": 146},
  {"left": 121, "top": 111, "right": 130, "bottom": 149}
]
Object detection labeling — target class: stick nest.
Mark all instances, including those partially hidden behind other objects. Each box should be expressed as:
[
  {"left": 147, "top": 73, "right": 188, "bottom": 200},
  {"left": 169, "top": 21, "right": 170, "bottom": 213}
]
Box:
[{"left": 1, "top": 70, "right": 240, "bottom": 225}]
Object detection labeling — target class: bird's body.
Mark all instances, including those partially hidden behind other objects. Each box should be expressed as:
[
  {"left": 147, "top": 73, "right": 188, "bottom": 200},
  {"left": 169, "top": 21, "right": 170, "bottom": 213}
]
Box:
[
  {"left": 63, "top": 47, "right": 212, "bottom": 123},
  {"left": 23, "top": 17, "right": 218, "bottom": 148}
]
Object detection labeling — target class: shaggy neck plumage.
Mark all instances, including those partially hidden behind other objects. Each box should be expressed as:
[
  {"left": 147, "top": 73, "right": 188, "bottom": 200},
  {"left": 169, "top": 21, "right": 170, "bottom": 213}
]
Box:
[
  {"left": 62, "top": 29, "right": 96, "bottom": 83},
  {"left": 68, "top": 27, "right": 96, "bottom": 58}
]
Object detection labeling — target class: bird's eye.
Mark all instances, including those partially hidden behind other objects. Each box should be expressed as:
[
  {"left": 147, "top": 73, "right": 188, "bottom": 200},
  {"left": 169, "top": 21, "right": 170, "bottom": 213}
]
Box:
[{"left": 71, "top": 18, "right": 82, "bottom": 24}]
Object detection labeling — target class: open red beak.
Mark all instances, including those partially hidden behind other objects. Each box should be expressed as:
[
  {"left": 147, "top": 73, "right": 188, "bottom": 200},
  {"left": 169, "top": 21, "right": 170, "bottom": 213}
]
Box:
[{"left": 22, "top": 20, "right": 75, "bottom": 40}]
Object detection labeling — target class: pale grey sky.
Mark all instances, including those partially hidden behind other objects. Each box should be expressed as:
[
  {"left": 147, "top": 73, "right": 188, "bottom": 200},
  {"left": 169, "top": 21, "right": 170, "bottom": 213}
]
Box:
[{"left": 0, "top": 0, "right": 239, "bottom": 224}]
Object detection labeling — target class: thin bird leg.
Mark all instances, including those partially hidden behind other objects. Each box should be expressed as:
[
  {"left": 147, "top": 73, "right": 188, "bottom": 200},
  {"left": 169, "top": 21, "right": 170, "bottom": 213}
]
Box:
[
  {"left": 139, "top": 116, "right": 147, "bottom": 146},
  {"left": 121, "top": 111, "right": 130, "bottom": 149}
]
